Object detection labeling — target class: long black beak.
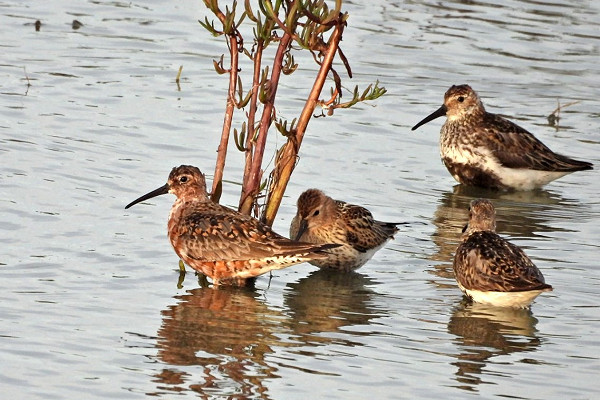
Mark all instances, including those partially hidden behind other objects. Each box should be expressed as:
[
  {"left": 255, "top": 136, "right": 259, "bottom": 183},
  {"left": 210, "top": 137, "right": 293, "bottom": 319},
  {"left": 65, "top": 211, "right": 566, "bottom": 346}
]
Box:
[
  {"left": 411, "top": 104, "right": 447, "bottom": 131},
  {"left": 293, "top": 219, "right": 309, "bottom": 241},
  {"left": 125, "top": 183, "right": 169, "bottom": 209},
  {"left": 461, "top": 223, "right": 469, "bottom": 234}
]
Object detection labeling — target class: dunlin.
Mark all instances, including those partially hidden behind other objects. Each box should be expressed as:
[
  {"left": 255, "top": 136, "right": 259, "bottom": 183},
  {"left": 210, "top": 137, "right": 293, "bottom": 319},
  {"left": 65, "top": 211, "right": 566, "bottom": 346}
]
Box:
[
  {"left": 412, "top": 84, "right": 592, "bottom": 190},
  {"left": 290, "top": 189, "right": 400, "bottom": 271},
  {"left": 125, "top": 166, "right": 339, "bottom": 286},
  {"left": 453, "top": 199, "right": 552, "bottom": 308}
]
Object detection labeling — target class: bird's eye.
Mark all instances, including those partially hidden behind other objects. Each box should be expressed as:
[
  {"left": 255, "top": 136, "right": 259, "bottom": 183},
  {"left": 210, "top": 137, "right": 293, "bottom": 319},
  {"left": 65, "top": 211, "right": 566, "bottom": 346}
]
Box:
[
  {"left": 179, "top": 176, "right": 188, "bottom": 183},
  {"left": 458, "top": 96, "right": 465, "bottom": 103},
  {"left": 312, "top": 209, "right": 320, "bottom": 217}
]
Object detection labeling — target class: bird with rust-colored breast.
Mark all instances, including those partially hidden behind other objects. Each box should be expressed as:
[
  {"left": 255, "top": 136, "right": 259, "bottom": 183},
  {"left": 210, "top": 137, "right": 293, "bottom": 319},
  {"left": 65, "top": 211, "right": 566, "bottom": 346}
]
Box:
[
  {"left": 125, "top": 165, "right": 339, "bottom": 286},
  {"left": 453, "top": 199, "right": 552, "bottom": 308},
  {"left": 289, "top": 189, "right": 401, "bottom": 271},
  {"left": 412, "top": 84, "right": 592, "bottom": 190}
]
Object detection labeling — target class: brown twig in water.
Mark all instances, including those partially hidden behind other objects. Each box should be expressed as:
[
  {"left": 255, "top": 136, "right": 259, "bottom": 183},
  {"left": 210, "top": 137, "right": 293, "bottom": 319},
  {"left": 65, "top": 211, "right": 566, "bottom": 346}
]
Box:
[
  {"left": 240, "top": 32, "right": 294, "bottom": 216},
  {"left": 175, "top": 65, "right": 183, "bottom": 91},
  {"left": 201, "top": 1, "right": 385, "bottom": 225},
  {"left": 262, "top": 15, "right": 346, "bottom": 226},
  {"left": 239, "top": 39, "right": 265, "bottom": 214},
  {"left": 206, "top": 4, "right": 243, "bottom": 203},
  {"left": 547, "top": 99, "right": 581, "bottom": 127}
]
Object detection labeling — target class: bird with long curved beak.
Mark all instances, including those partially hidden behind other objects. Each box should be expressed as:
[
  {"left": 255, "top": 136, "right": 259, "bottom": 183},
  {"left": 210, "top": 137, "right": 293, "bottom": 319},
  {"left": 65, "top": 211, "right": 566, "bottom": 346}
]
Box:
[{"left": 126, "top": 165, "right": 340, "bottom": 286}]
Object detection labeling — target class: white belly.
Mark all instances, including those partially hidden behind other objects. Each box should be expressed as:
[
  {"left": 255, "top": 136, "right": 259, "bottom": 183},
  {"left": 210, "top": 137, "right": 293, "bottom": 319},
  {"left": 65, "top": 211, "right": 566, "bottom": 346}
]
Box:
[
  {"left": 458, "top": 282, "right": 548, "bottom": 308},
  {"left": 442, "top": 145, "right": 569, "bottom": 190}
]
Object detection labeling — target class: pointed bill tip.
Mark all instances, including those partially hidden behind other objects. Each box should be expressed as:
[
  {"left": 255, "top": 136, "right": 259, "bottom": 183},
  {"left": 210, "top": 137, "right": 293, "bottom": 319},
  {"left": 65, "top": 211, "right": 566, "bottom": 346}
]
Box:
[
  {"left": 125, "top": 183, "right": 169, "bottom": 209},
  {"left": 411, "top": 104, "right": 447, "bottom": 131},
  {"left": 461, "top": 223, "right": 468, "bottom": 234},
  {"left": 293, "top": 220, "right": 309, "bottom": 241}
]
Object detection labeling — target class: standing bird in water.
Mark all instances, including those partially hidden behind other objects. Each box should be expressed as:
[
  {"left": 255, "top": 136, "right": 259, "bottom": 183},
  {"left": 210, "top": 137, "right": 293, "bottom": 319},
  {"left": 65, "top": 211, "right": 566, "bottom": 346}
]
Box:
[
  {"left": 453, "top": 199, "right": 552, "bottom": 308},
  {"left": 290, "top": 189, "right": 401, "bottom": 271},
  {"left": 412, "top": 84, "right": 592, "bottom": 190},
  {"left": 125, "top": 165, "right": 339, "bottom": 286}
]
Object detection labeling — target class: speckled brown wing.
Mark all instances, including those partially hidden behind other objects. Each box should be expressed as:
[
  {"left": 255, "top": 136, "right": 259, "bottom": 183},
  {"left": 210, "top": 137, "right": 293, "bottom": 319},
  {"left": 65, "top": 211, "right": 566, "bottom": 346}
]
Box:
[
  {"left": 482, "top": 113, "right": 592, "bottom": 172},
  {"left": 341, "top": 203, "right": 398, "bottom": 253},
  {"left": 173, "top": 201, "right": 331, "bottom": 262},
  {"left": 454, "top": 231, "right": 550, "bottom": 292}
]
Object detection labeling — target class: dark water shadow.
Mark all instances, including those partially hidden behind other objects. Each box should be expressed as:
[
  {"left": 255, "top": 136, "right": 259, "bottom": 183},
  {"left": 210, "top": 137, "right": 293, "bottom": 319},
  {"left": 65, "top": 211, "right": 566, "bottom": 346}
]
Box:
[
  {"left": 283, "top": 269, "right": 383, "bottom": 349},
  {"left": 153, "top": 285, "right": 287, "bottom": 399},
  {"left": 447, "top": 300, "right": 543, "bottom": 392},
  {"left": 428, "top": 184, "right": 583, "bottom": 286}
]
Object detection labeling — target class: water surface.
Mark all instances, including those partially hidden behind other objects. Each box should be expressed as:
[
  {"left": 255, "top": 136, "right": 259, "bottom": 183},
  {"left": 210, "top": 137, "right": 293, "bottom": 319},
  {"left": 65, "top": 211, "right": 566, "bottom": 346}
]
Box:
[{"left": 1, "top": 0, "right": 599, "bottom": 399}]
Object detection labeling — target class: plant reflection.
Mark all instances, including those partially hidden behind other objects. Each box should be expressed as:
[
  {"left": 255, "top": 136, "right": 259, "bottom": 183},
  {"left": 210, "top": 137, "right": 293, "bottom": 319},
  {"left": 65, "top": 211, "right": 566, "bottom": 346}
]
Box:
[
  {"left": 154, "top": 285, "right": 287, "bottom": 399},
  {"left": 447, "top": 301, "right": 542, "bottom": 391}
]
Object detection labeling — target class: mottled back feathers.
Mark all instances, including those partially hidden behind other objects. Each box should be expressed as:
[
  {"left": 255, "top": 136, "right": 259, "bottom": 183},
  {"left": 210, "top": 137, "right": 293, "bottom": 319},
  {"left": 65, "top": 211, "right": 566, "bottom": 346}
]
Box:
[
  {"left": 290, "top": 189, "right": 400, "bottom": 270},
  {"left": 127, "top": 166, "right": 339, "bottom": 286},
  {"left": 453, "top": 199, "right": 552, "bottom": 307},
  {"left": 413, "top": 84, "right": 592, "bottom": 190}
]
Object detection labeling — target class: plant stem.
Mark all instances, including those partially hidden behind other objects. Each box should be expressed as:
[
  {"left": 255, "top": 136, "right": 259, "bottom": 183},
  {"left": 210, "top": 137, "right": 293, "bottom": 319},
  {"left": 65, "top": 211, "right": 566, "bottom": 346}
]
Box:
[
  {"left": 239, "top": 32, "right": 293, "bottom": 215},
  {"left": 262, "top": 17, "right": 345, "bottom": 226},
  {"left": 239, "top": 39, "right": 264, "bottom": 213},
  {"left": 210, "top": 15, "right": 239, "bottom": 202}
]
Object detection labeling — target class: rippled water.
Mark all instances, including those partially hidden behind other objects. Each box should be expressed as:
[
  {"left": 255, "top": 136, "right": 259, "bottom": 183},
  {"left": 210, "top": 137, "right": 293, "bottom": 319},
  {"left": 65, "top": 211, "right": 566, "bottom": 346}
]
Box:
[{"left": 1, "top": 0, "right": 599, "bottom": 399}]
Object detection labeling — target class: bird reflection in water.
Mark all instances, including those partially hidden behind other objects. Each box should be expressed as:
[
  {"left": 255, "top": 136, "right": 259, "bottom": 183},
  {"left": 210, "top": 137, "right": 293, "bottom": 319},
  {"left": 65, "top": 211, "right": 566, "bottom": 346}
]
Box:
[
  {"left": 284, "top": 269, "right": 382, "bottom": 347},
  {"left": 447, "top": 300, "right": 542, "bottom": 391},
  {"left": 153, "top": 286, "right": 287, "bottom": 399}
]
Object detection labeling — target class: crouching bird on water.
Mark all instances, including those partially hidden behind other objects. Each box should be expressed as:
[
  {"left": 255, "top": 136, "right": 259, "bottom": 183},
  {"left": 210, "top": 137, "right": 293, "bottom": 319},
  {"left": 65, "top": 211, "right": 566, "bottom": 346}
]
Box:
[
  {"left": 290, "top": 189, "right": 402, "bottom": 271},
  {"left": 412, "top": 84, "right": 592, "bottom": 190},
  {"left": 453, "top": 199, "right": 552, "bottom": 308},
  {"left": 125, "top": 165, "right": 339, "bottom": 286}
]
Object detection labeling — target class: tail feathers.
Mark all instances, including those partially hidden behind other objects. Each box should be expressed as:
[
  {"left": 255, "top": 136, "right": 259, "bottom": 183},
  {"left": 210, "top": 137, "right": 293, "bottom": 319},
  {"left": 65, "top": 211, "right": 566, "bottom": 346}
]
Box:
[
  {"left": 308, "top": 243, "right": 342, "bottom": 259},
  {"left": 551, "top": 153, "right": 593, "bottom": 171},
  {"left": 377, "top": 221, "right": 410, "bottom": 237},
  {"left": 315, "top": 243, "right": 342, "bottom": 251},
  {"left": 275, "top": 241, "right": 341, "bottom": 259},
  {"left": 509, "top": 282, "right": 553, "bottom": 292}
]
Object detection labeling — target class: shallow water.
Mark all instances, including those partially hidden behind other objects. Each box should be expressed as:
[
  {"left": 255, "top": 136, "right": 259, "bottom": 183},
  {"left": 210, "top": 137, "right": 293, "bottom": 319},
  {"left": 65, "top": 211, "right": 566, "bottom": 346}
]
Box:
[{"left": 1, "top": 0, "right": 599, "bottom": 399}]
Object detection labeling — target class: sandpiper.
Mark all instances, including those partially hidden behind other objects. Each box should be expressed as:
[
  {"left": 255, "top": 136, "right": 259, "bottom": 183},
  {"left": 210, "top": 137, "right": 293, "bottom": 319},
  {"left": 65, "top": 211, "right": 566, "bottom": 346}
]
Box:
[
  {"left": 289, "top": 189, "right": 401, "bottom": 271},
  {"left": 412, "top": 84, "right": 592, "bottom": 190},
  {"left": 453, "top": 199, "right": 552, "bottom": 308},
  {"left": 125, "top": 165, "right": 339, "bottom": 286}
]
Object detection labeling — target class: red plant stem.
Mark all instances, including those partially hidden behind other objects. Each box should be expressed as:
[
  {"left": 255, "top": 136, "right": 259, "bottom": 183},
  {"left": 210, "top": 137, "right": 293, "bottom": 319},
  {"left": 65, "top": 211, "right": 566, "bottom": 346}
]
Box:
[
  {"left": 211, "top": 23, "right": 239, "bottom": 200},
  {"left": 239, "top": 40, "right": 264, "bottom": 213},
  {"left": 262, "top": 19, "right": 345, "bottom": 226},
  {"left": 239, "top": 32, "right": 293, "bottom": 215}
]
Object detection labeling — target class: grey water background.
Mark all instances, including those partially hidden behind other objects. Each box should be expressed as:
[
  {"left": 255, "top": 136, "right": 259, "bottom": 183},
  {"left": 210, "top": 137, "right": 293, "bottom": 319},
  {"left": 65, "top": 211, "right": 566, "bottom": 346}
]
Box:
[{"left": 1, "top": 0, "right": 599, "bottom": 398}]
